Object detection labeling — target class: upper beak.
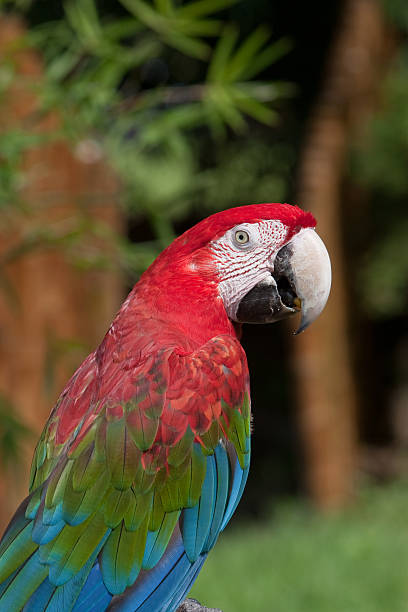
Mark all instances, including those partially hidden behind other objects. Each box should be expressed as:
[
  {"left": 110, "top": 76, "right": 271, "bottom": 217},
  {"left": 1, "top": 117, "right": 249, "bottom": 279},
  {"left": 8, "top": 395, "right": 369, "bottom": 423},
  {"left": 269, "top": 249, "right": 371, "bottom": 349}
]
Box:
[
  {"left": 235, "top": 228, "right": 331, "bottom": 332},
  {"left": 274, "top": 228, "right": 332, "bottom": 333}
]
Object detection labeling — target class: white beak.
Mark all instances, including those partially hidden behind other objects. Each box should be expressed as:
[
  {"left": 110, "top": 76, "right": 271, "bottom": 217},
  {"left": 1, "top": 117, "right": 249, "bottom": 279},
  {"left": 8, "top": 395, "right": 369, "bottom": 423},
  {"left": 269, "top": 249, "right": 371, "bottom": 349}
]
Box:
[{"left": 282, "top": 228, "right": 332, "bottom": 333}]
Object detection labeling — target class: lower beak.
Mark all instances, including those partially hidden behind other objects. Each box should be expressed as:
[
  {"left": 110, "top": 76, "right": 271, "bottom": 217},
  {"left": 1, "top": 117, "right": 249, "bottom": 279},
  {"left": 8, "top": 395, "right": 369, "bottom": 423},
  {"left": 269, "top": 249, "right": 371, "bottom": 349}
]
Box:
[{"left": 236, "top": 228, "right": 331, "bottom": 333}]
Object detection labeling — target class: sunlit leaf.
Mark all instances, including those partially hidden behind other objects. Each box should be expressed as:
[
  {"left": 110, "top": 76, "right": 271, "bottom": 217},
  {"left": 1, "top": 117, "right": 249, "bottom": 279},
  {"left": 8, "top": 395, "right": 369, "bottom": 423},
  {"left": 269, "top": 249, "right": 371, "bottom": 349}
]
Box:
[
  {"left": 154, "top": 0, "right": 174, "bottom": 16},
  {"left": 64, "top": 0, "right": 103, "bottom": 50},
  {"left": 119, "top": 0, "right": 167, "bottom": 32},
  {"left": 179, "top": 0, "right": 238, "bottom": 19},
  {"left": 232, "top": 89, "right": 278, "bottom": 125},
  {"left": 165, "top": 30, "right": 211, "bottom": 59},
  {"left": 102, "top": 17, "right": 144, "bottom": 40},
  {"left": 240, "top": 37, "right": 292, "bottom": 80},
  {"left": 138, "top": 104, "right": 206, "bottom": 145},
  {"left": 119, "top": 0, "right": 224, "bottom": 58},
  {"left": 46, "top": 47, "right": 82, "bottom": 81},
  {"left": 225, "top": 25, "right": 271, "bottom": 82},
  {"left": 177, "top": 18, "right": 221, "bottom": 37},
  {"left": 205, "top": 84, "right": 246, "bottom": 131},
  {"left": 207, "top": 24, "right": 239, "bottom": 81}
]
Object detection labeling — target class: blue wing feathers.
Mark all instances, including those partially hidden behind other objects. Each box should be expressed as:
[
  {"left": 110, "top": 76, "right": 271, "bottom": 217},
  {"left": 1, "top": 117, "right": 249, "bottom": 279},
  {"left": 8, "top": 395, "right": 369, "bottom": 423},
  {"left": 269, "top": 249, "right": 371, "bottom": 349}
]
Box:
[
  {"left": 0, "top": 550, "right": 48, "bottom": 610},
  {"left": 23, "top": 576, "right": 55, "bottom": 611},
  {"left": 41, "top": 543, "right": 108, "bottom": 612},
  {"left": 72, "top": 562, "right": 111, "bottom": 612},
  {"left": 181, "top": 453, "right": 216, "bottom": 562},
  {"left": 220, "top": 439, "right": 250, "bottom": 531},
  {"left": 193, "top": 455, "right": 216, "bottom": 558},
  {"left": 32, "top": 517, "right": 65, "bottom": 546},
  {"left": 0, "top": 568, "right": 18, "bottom": 599},
  {"left": 205, "top": 444, "right": 230, "bottom": 551},
  {"left": 142, "top": 510, "right": 180, "bottom": 570},
  {"left": 165, "top": 554, "right": 207, "bottom": 612},
  {"left": 128, "top": 552, "right": 191, "bottom": 612},
  {"left": 108, "top": 535, "right": 186, "bottom": 611}
]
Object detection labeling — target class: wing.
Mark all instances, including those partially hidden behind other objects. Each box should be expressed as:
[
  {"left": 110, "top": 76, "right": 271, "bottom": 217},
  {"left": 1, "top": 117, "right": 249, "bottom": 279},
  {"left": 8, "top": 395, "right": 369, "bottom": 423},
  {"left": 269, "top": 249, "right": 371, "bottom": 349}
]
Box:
[{"left": 0, "top": 327, "right": 250, "bottom": 612}]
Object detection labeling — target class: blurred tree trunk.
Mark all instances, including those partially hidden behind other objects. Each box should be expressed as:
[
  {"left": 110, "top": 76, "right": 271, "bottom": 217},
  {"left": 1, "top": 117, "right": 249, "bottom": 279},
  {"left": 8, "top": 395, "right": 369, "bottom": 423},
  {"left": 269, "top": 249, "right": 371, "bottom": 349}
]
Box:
[
  {"left": 292, "top": 0, "right": 393, "bottom": 508},
  {"left": 0, "top": 17, "right": 123, "bottom": 530}
]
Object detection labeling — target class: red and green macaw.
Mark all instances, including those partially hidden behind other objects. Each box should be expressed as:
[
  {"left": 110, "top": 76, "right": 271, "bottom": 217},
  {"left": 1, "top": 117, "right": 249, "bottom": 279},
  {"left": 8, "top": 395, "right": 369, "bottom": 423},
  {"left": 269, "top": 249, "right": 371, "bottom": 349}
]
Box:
[{"left": 0, "top": 203, "right": 331, "bottom": 611}]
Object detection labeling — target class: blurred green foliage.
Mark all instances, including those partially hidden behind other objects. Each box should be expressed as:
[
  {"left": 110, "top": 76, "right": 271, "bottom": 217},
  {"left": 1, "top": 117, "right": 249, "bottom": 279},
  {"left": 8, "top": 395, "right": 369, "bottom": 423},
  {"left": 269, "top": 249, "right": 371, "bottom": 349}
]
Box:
[
  {"left": 0, "top": 394, "right": 31, "bottom": 466},
  {"left": 380, "top": 0, "right": 408, "bottom": 31},
  {"left": 351, "top": 3, "right": 408, "bottom": 318},
  {"left": 189, "top": 139, "right": 294, "bottom": 212},
  {"left": 191, "top": 481, "right": 408, "bottom": 611},
  {"left": 0, "top": 0, "right": 292, "bottom": 266}
]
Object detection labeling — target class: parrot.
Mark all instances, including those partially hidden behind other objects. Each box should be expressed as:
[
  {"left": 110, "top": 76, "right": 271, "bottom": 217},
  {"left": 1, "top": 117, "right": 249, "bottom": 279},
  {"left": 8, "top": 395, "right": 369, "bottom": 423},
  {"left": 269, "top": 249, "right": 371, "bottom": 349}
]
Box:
[{"left": 0, "top": 202, "right": 331, "bottom": 612}]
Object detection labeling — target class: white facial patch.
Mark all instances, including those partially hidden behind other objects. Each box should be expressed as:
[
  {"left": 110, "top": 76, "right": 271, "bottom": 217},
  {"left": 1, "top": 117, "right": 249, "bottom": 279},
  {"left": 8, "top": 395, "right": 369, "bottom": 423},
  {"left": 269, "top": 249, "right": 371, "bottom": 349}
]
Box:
[{"left": 209, "top": 220, "right": 288, "bottom": 320}]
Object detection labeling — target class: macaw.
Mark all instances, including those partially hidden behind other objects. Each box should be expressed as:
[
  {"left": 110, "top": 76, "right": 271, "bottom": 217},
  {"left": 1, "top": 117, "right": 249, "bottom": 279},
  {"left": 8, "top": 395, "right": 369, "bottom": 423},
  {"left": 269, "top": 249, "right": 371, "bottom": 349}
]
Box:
[{"left": 0, "top": 203, "right": 331, "bottom": 611}]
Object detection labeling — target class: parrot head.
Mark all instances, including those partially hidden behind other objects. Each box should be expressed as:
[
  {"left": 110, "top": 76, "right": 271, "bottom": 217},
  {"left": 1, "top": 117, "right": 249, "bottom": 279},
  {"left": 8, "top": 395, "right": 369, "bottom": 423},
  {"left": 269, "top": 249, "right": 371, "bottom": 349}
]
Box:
[
  {"left": 205, "top": 204, "right": 331, "bottom": 333},
  {"left": 138, "top": 203, "right": 331, "bottom": 337}
]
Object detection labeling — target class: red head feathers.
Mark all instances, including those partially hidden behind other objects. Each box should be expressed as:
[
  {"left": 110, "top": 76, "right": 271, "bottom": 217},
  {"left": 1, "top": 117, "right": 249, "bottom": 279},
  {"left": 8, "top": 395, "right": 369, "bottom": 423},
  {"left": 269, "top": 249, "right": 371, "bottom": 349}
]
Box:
[{"left": 163, "top": 203, "right": 316, "bottom": 261}]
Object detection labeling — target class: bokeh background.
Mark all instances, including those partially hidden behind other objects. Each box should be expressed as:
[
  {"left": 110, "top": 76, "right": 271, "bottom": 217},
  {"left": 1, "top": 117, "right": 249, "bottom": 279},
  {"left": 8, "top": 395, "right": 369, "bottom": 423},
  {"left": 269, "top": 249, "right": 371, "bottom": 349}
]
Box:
[{"left": 0, "top": 0, "right": 407, "bottom": 610}]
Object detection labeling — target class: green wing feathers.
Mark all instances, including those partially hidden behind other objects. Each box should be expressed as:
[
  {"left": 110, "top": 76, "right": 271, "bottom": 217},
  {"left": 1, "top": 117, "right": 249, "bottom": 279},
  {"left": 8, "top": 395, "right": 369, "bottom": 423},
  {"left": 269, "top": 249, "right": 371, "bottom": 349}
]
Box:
[{"left": 0, "top": 333, "right": 250, "bottom": 602}]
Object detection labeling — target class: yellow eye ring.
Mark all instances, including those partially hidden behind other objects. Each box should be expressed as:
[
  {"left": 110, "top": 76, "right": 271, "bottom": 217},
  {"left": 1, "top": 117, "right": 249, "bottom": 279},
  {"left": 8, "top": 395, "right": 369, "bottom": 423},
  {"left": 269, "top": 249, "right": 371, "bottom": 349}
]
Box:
[{"left": 234, "top": 230, "right": 250, "bottom": 244}]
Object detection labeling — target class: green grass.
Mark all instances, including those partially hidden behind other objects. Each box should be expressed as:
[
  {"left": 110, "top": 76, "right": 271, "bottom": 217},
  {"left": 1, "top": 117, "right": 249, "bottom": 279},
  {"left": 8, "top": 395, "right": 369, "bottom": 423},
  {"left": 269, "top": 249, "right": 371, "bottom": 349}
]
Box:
[{"left": 190, "top": 482, "right": 408, "bottom": 612}]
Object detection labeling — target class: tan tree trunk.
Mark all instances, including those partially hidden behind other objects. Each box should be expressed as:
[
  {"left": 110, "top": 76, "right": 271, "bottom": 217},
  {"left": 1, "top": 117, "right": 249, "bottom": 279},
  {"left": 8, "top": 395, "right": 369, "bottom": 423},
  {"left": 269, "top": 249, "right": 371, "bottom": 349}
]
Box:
[
  {"left": 292, "top": 0, "right": 393, "bottom": 509},
  {"left": 0, "top": 17, "right": 123, "bottom": 530}
]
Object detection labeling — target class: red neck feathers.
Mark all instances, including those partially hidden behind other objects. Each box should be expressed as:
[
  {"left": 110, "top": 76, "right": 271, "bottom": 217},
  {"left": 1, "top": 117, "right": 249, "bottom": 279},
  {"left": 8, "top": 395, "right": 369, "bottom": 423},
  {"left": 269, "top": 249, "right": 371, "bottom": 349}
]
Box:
[{"left": 130, "top": 253, "right": 234, "bottom": 347}]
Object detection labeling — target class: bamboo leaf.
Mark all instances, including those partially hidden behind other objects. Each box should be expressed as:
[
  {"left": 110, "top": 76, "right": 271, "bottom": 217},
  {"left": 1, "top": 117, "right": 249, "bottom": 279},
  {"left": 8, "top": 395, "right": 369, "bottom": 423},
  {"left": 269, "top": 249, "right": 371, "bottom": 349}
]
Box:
[
  {"left": 46, "top": 47, "right": 82, "bottom": 81},
  {"left": 216, "top": 100, "right": 246, "bottom": 131},
  {"left": 240, "top": 37, "right": 293, "bottom": 81},
  {"left": 64, "top": 0, "right": 103, "bottom": 50},
  {"left": 179, "top": 0, "right": 239, "bottom": 19},
  {"left": 207, "top": 24, "right": 238, "bottom": 82},
  {"left": 165, "top": 31, "right": 211, "bottom": 59},
  {"left": 102, "top": 18, "right": 144, "bottom": 40},
  {"left": 226, "top": 26, "right": 271, "bottom": 82},
  {"left": 206, "top": 85, "right": 246, "bottom": 131},
  {"left": 176, "top": 18, "right": 221, "bottom": 37},
  {"left": 154, "top": 0, "right": 174, "bottom": 16},
  {"left": 119, "top": 0, "right": 167, "bottom": 32},
  {"left": 139, "top": 104, "right": 206, "bottom": 146},
  {"left": 232, "top": 89, "right": 278, "bottom": 125}
]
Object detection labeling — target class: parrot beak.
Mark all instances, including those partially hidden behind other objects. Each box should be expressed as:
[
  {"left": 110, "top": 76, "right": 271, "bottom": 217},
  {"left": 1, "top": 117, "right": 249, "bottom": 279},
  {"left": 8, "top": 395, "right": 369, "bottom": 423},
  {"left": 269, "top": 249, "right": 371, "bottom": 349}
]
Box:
[
  {"left": 236, "top": 228, "right": 331, "bottom": 332},
  {"left": 274, "top": 228, "right": 331, "bottom": 333}
]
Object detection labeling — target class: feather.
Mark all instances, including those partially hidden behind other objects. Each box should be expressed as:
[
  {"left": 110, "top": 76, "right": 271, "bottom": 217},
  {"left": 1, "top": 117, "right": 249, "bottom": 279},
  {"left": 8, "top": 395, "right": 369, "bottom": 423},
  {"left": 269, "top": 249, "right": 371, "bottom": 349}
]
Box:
[
  {"left": 142, "top": 510, "right": 180, "bottom": 570},
  {"left": 103, "top": 489, "right": 134, "bottom": 530},
  {"left": 0, "top": 307, "right": 253, "bottom": 610},
  {"left": 123, "top": 490, "right": 152, "bottom": 532},
  {"left": 108, "top": 535, "right": 188, "bottom": 612},
  {"left": 71, "top": 443, "right": 105, "bottom": 492},
  {"left": 0, "top": 522, "right": 37, "bottom": 583},
  {"left": 0, "top": 551, "right": 48, "bottom": 610},
  {"left": 72, "top": 561, "right": 111, "bottom": 612},
  {"left": 205, "top": 443, "right": 230, "bottom": 550},
  {"left": 221, "top": 441, "right": 250, "bottom": 531},
  {"left": 182, "top": 453, "right": 216, "bottom": 562},
  {"left": 100, "top": 517, "right": 148, "bottom": 594},
  {"left": 165, "top": 554, "right": 207, "bottom": 612}
]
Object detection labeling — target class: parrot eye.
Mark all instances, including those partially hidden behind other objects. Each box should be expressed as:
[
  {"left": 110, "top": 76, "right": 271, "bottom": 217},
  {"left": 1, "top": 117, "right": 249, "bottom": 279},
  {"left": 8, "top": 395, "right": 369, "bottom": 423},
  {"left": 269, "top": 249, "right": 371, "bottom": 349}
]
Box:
[{"left": 234, "top": 229, "right": 250, "bottom": 245}]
